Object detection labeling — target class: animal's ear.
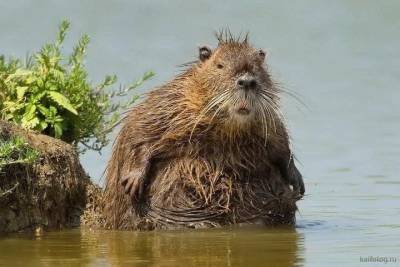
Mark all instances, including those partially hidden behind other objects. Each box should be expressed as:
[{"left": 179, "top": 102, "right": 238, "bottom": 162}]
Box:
[
  {"left": 258, "top": 49, "right": 267, "bottom": 62},
  {"left": 199, "top": 46, "right": 212, "bottom": 62}
]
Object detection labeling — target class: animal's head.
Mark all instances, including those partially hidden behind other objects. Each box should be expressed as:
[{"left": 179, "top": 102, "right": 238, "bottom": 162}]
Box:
[{"left": 193, "top": 31, "right": 281, "bottom": 136}]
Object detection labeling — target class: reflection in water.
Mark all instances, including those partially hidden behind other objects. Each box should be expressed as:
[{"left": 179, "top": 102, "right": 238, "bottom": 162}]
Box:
[{"left": 0, "top": 227, "right": 304, "bottom": 267}]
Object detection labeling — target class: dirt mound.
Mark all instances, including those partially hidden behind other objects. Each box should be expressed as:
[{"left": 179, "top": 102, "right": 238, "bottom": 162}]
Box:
[
  {"left": 0, "top": 120, "right": 91, "bottom": 232},
  {"left": 80, "top": 181, "right": 106, "bottom": 229}
]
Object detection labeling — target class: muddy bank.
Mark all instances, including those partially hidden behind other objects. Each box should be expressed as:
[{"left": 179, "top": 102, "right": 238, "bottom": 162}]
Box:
[{"left": 0, "top": 120, "right": 93, "bottom": 232}]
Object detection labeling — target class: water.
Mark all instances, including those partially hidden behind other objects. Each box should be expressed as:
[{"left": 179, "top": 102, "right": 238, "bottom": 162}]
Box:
[
  {"left": 1, "top": 0, "right": 399, "bottom": 266},
  {"left": 0, "top": 228, "right": 304, "bottom": 267}
]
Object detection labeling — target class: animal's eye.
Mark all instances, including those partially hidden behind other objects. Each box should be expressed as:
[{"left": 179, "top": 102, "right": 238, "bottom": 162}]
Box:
[{"left": 216, "top": 63, "right": 224, "bottom": 69}]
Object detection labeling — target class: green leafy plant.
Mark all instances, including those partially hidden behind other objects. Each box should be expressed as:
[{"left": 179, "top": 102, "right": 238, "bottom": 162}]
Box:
[
  {"left": 0, "top": 136, "right": 39, "bottom": 172},
  {"left": 0, "top": 20, "right": 154, "bottom": 153}
]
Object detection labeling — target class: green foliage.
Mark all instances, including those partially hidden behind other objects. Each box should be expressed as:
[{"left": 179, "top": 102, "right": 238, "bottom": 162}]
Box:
[
  {"left": 0, "top": 136, "right": 39, "bottom": 171},
  {"left": 0, "top": 20, "right": 154, "bottom": 153}
]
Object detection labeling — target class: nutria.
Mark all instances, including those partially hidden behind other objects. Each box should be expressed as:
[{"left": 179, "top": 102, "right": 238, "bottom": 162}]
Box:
[{"left": 104, "top": 31, "right": 305, "bottom": 230}]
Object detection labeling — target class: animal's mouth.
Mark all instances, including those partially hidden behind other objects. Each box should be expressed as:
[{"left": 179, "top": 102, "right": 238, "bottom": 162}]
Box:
[
  {"left": 236, "top": 107, "right": 251, "bottom": 115},
  {"left": 236, "top": 101, "right": 251, "bottom": 115}
]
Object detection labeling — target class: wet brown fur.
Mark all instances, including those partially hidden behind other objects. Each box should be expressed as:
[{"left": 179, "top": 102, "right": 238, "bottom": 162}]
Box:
[{"left": 104, "top": 31, "right": 304, "bottom": 230}]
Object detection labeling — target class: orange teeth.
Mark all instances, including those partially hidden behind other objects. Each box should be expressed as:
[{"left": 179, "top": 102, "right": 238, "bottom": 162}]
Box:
[{"left": 238, "top": 101, "right": 248, "bottom": 109}]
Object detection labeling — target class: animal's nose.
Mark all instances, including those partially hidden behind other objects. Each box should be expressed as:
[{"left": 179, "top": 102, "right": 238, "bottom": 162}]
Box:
[{"left": 237, "top": 74, "right": 257, "bottom": 90}]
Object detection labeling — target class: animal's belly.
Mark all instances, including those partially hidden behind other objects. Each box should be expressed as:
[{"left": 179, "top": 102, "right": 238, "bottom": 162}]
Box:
[{"left": 145, "top": 156, "right": 297, "bottom": 228}]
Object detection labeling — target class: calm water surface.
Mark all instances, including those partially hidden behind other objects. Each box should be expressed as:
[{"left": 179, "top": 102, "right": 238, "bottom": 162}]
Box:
[{"left": 1, "top": 0, "right": 399, "bottom": 266}]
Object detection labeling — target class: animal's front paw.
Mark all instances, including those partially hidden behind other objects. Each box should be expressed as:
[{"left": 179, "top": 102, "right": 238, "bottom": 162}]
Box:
[
  {"left": 121, "top": 169, "right": 146, "bottom": 202},
  {"left": 290, "top": 167, "right": 305, "bottom": 196}
]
